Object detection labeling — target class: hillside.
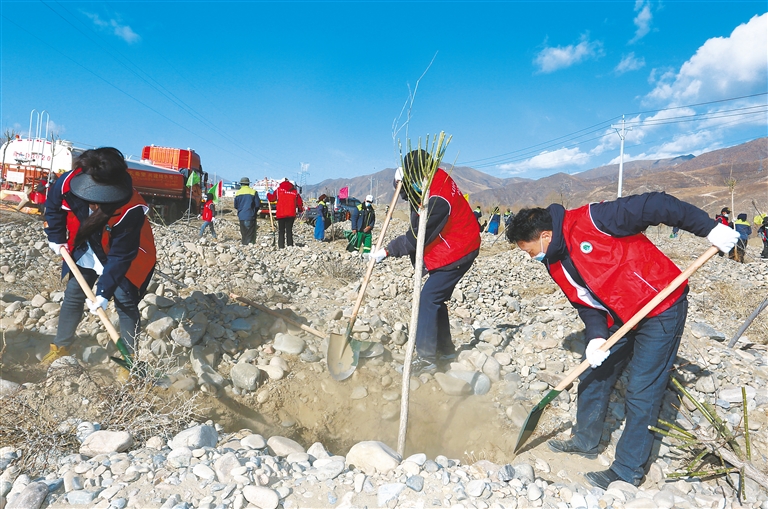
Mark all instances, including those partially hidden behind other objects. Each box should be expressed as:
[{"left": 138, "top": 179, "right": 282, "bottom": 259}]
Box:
[{"left": 304, "top": 137, "right": 767, "bottom": 217}]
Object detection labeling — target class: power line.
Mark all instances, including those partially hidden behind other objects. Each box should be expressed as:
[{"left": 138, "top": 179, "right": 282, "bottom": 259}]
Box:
[
  {"left": 2, "top": 15, "right": 240, "bottom": 159},
  {"left": 41, "top": 1, "right": 294, "bottom": 172},
  {"left": 458, "top": 93, "right": 767, "bottom": 170}
]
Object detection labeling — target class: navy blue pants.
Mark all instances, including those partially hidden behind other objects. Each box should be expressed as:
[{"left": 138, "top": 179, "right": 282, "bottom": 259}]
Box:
[
  {"left": 55, "top": 268, "right": 141, "bottom": 351},
  {"left": 570, "top": 299, "right": 687, "bottom": 484},
  {"left": 415, "top": 261, "right": 474, "bottom": 360}
]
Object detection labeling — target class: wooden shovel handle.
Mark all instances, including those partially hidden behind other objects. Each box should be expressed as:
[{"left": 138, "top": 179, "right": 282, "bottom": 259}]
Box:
[
  {"left": 231, "top": 293, "right": 325, "bottom": 339},
  {"left": 346, "top": 180, "right": 404, "bottom": 329},
  {"left": 60, "top": 248, "right": 121, "bottom": 342},
  {"left": 555, "top": 245, "right": 719, "bottom": 391}
]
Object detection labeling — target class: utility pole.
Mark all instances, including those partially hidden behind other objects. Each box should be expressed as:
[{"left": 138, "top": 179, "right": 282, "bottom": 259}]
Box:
[
  {"left": 611, "top": 116, "right": 632, "bottom": 198},
  {"left": 370, "top": 175, "right": 375, "bottom": 197}
]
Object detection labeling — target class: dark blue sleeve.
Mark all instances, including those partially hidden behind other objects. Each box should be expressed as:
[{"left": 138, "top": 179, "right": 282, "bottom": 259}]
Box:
[
  {"left": 369, "top": 209, "right": 376, "bottom": 230},
  {"left": 44, "top": 177, "right": 69, "bottom": 244},
  {"left": 350, "top": 207, "right": 360, "bottom": 230},
  {"left": 573, "top": 303, "right": 610, "bottom": 341},
  {"left": 590, "top": 192, "right": 717, "bottom": 238},
  {"left": 96, "top": 208, "right": 144, "bottom": 300},
  {"left": 386, "top": 196, "right": 450, "bottom": 257}
]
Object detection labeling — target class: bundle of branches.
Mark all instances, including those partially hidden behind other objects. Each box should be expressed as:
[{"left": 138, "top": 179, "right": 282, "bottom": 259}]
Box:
[
  {"left": 397, "top": 133, "right": 451, "bottom": 456},
  {"left": 651, "top": 377, "right": 767, "bottom": 502}
]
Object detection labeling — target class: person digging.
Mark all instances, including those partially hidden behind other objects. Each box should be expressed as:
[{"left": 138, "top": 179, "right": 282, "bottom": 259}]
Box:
[
  {"left": 41, "top": 147, "right": 156, "bottom": 366},
  {"left": 368, "top": 149, "right": 480, "bottom": 376},
  {"left": 505, "top": 192, "right": 740, "bottom": 490}
]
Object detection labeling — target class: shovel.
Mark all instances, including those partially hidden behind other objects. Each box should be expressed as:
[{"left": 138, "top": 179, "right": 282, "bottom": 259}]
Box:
[
  {"left": 327, "top": 181, "right": 403, "bottom": 381},
  {"left": 513, "top": 245, "right": 719, "bottom": 454},
  {"left": 60, "top": 249, "right": 136, "bottom": 372}
]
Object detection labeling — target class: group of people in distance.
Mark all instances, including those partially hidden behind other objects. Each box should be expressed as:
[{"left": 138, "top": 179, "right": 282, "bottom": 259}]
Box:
[
  {"left": 714, "top": 206, "right": 768, "bottom": 261},
  {"left": 41, "top": 145, "right": 747, "bottom": 492}
]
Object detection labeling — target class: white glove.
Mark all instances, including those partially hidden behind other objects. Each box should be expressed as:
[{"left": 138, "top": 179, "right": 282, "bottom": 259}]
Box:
[
  {"left": 211, "top": 217, "right": 217, "bottom": 223},
  {"left": 394, "top": 166, "right": 404, "bottom": 182},
  {"left": 368, "top": 248, "right": 388, "bottom": 263},
  {"left": 585, "top": 338, "right": 610, "bottom": 368},
  {"left": 707, "top": 223, "right": 740, "bottom": 253},
  {"left": 48, "top": 242, "right": 67, "bottom": 255},
  {"left": 86, "top": 295, "right": 108, "bottom": 316}
]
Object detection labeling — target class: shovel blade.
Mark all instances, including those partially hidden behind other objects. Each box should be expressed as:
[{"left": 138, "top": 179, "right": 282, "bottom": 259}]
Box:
[
  {"left": 513, "top": 388, "right": 562, "bottom": 454},
  {"left": 327, "top": 332, "right": 360, "bottom": 381}
]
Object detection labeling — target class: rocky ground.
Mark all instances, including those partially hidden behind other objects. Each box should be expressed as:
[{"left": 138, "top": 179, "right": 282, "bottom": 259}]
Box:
[{"left": 0, "top": 203, "right": 767, "bottom": 509}]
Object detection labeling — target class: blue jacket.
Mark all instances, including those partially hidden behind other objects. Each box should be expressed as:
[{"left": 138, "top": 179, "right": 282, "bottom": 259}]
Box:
[
  {"left": 45, "top": 170, "right": 150, "bottom": 299},
  {"left": 234, "top": 186, "right": 260, "bottom": 221},
  {"left": 351, "top": 203, "right": 376, "bottom": 231},
  {"left": 544, "top": 192, "right": 716, "bottom": 341},
  {"left": 734, "top": 220, "right": 752, "bottom": 241}
]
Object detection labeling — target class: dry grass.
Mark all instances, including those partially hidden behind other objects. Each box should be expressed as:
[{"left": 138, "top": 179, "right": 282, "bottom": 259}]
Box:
[
  {"left": 708, "top": 282, "right": 768, "bottom": 344},
  {"left": 0, "top": 353, "right": 202, "bottom": 476}
]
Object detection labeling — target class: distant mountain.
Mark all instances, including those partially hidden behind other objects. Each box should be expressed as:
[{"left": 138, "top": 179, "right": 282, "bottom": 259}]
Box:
[{"left": 303, "top": 137, "right": 767, "bottom": 218}]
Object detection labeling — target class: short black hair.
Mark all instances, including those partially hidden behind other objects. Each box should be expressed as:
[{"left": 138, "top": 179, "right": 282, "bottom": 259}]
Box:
[{"left": 506, "top": 207, "right": 553, "bottom": 243}]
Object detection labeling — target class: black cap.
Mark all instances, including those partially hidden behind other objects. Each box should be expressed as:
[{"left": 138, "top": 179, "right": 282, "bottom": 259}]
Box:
[{"left": 69, "top": 172, "right": 133, "bottom": 204}]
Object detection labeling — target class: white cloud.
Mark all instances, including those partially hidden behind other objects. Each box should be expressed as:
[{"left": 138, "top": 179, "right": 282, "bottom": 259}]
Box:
[
  {"left": 610, "top": 131, "right": 718, "bottom": 163},
  {"left": 47, "top": 120, "right": 65, "bottom": 136},
  {"left": 499, "top": 147, "right": 591, "bottom": 173},
  {"left": 646, "top": 13, "right": 767, "bottom": 105},
  {"left": 630, "top": 0, "right": 653, "bottom": 44},
  {"left": 84, "top": 12, "right": 140, "bottom": 44},
  {"left": 615, "top": 52, "right": 646, "bottom": 74},
  {"left": 534, "top": 34, "right": 604, "bottom": 73}
]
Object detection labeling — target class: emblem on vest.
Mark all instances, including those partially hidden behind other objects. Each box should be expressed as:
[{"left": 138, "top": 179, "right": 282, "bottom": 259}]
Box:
[{"left": 580, "top": 241, "right": 593, "bottom": 254}]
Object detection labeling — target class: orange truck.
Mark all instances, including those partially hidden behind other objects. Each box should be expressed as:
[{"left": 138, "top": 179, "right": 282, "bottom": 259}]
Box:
[{"left": 1, "top": 131, "right": 205, "bottom": 221}]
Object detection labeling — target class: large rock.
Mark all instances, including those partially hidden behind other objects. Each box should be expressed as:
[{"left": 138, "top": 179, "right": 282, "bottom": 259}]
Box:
[
  {"left": 171, "top": 322, "right": 205, "bottom": 348},
  {"left": 345, "top": 441, "right": 401, "bottom": 475},
  {"left": 377, "top": 483, "right": 406, "bottom": 507},
  {"left": 214, "top": 452, "right": 242, "bottom": 484},
  {"left": 434, "top": 373, "right": 472, "bottom": 396},
  {"left": 690, "top": 322, "right": 725, "bottom": 341},
  {"left": 168, "top": 424, "right": 218, "bottom": 450},
  {"left": 6, "top": 481, "right": 48, "bottom": 509},
  {"left": 230, "top": 362, "right": 261, "bottom": 391},
  {"left": 446, "top": 370, "right": 491, "bottom": 395},
  {"left": 79, "top": 430, "right": 133, "bottom": 457},
  {"left": 273, "top": 333, "right": 305, "bottom": 355},
  {"left": 146, "top": 316, "right": 176, "bottom": 340},
  {"left": 267, "top": 436, "right": 305, "bottom": 457},
  {"left": 242, "top": 486, "right": 279, "bottom": 509}
]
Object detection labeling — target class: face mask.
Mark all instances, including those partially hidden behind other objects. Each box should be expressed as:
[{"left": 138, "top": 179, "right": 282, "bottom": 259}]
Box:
[{"left": 532, "top": 238, "right": 546, "bottom": 262}]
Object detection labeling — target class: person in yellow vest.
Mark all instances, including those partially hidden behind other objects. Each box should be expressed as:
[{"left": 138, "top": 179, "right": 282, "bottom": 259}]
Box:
[
  {"left": 42, "top": 147, "right": 156, "bottom": 365},
  {"left": 234, "top": 177, "right": 260, "bottom": 245},
  {"left": 733, "top": 213, "right": 752, "bottom": 263}
]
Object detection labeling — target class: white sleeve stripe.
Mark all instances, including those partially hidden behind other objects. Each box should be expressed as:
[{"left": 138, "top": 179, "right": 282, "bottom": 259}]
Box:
[
  {"left": 112, "top": 204, "right": 149, "bottom": 227},
  {"left": 561, "top": 266, "right": 609, "bottom": 312}
]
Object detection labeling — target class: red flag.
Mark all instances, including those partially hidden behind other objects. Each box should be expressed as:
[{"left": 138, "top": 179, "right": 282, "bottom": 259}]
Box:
[{"left": 338, "top": 186, "right": 349, "bottom": 199}]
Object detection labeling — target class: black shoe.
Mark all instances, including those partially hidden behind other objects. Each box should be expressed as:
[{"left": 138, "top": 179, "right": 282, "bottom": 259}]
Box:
[
  {"left": 396, "top": 357, "right": 438, "bottom": 377},
  {"left": 585, "top": 469, "right": 622, "bottom": 490},
  {"left": 547, "top": 439, "right": 598, "bottom": 459}
]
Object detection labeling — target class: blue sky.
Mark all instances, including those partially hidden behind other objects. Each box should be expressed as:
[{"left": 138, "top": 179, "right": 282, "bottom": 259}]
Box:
[{"left": 2, "top": 1, "right": 766, "bottom": 184}]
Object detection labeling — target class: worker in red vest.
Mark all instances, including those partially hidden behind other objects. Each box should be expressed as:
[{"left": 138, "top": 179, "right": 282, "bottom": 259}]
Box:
[
  {"left": 505, "top": 193, "right": 740, "bottom": 489},
  {"left": 267, "top": 178, "right": 303, "bottom": 248},
  {"left": 42, "top": 147, "right": 156, "bottom": 365},
  {"left": 369, "top": 149, "right": 480, "bottom": 376},
  {"left": 199, "top": 192, "right": 217, "bottom": 240}
]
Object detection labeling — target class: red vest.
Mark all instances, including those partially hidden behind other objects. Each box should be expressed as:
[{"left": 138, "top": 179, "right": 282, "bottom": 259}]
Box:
[
  {"left": 62, "top": 170, "right": 156, "bottom": 290},
  {"left": 423, "top": 169, "right": 481, "bottom": 271},
  {"left": 548, "top": 204, "right": 685, "bottom": 325},
  {"left": 202, "top": 201, "right": 214, "bottom": 222},
  {"left": 101, "top": 191, "right": 156, "bottom": 289}
]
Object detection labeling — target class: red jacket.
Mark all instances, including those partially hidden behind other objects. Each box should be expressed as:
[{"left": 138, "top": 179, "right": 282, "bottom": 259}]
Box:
[
  {"left": 548, "top": 204, "right": 685, "bottom": 326},
  {"left": 267, "top": 181, "right": 303, "bottom": 219},
  {"left": 423, "top": 169, "right": 481, "bottom": 271}
]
